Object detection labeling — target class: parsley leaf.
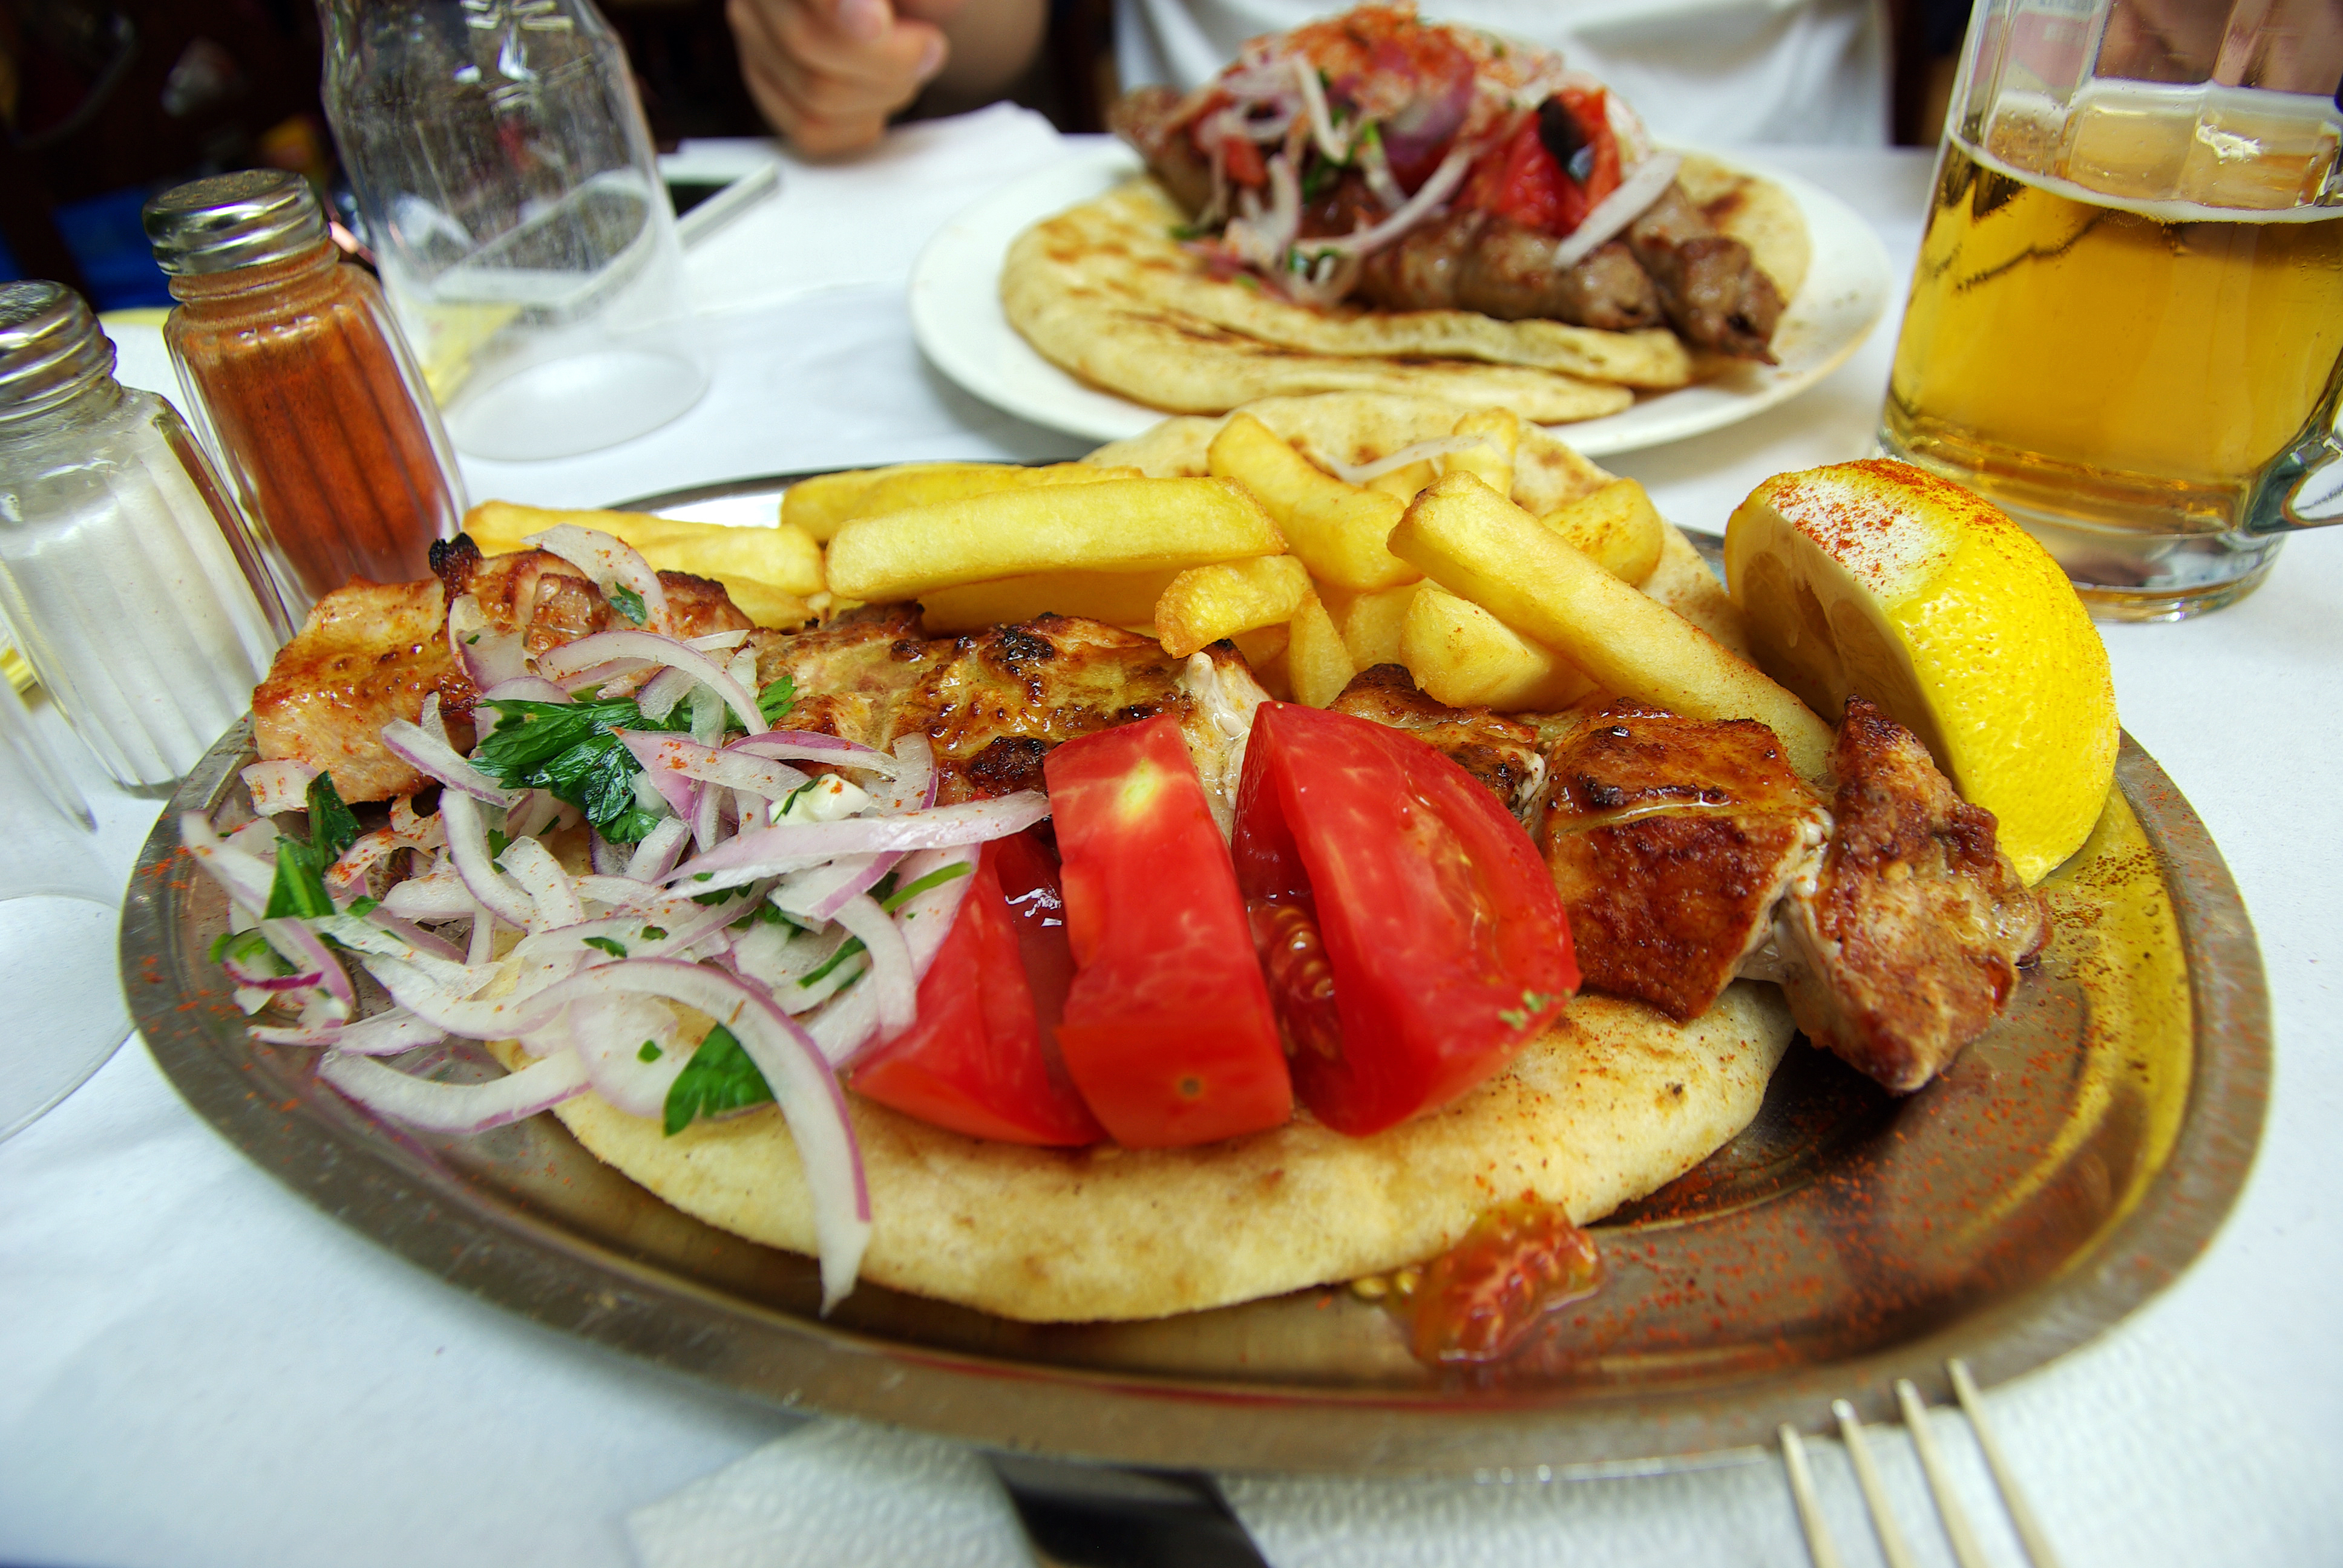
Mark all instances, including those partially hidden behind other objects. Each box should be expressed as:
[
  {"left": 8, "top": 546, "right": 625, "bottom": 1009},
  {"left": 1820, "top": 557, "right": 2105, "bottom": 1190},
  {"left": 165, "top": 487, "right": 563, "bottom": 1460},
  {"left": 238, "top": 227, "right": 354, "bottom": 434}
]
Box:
[
  {"left": 758, "top": 675, "right": 797, "bottom": 726},
  {"left": 582, "top": 935, "right": 629, "bottom": 958},
  {"left": 637, "top": 1040, "right": 663, "bottom": 1063},
  {"left": 640, "top": 925, "right": 667, "bottom": 941},
  {"left": 208, "top": 927, "right": 278, "bottom": 970},
  {"left": 881, "top": 860, "right": 971, "bottom": 911},
  {"left": 306, "top": 771, "right": 361, "bottom": 861},
  {"left": 607, "top": 583, "right": 647, "bottom": 625},
  {"left": 470, "top": 697, "right": 692, "bottom": 844},
  {"left": 263, "top": 838, "right": 335, "bottom": 919},
  {"left": 662, "top": 1024, "right": 773, "bottom": 1135}
]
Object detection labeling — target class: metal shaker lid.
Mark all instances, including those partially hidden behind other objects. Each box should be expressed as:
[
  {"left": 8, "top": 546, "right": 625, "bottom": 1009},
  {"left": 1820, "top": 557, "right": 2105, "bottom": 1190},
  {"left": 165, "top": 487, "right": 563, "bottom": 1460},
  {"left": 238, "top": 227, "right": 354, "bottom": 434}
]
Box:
[
  {"left": 143, "top": 168, "right": 329, "bottom": 276},
  {"left": 0, "top": 281, "right": 115, "bottom": 419}
]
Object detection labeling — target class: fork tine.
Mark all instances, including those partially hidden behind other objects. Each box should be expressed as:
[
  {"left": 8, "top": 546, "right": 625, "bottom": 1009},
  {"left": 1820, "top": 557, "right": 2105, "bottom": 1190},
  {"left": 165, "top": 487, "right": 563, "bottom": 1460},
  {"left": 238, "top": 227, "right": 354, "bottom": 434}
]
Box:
[
  {"left": 1897, "top": 1378, "right": 1994, "bottom": 1568},
  {"left": 1950, "top": 1358, "right": 2065, "bottom": 1568},
  {"left": 1832, "top": 1398, "right": 1922, "bottom": 1568},
  {"left": 1779, "top": 1424, "right": 1849, "bottom": 1568}
]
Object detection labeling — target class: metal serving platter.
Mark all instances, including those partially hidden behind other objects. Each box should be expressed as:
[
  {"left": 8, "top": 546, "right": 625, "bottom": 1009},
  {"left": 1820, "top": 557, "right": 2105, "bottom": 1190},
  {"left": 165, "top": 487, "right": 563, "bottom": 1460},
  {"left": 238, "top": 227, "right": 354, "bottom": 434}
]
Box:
[{"left": 123, "top": 494, "right": 2267, "bottom": 1475}]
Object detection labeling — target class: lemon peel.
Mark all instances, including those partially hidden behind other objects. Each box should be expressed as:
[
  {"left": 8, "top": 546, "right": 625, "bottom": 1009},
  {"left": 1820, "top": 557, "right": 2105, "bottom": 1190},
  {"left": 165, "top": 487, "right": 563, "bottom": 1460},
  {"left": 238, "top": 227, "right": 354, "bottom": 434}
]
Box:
[{"left": 1723, "top": 459, "right": 2116, "bottom": 884}]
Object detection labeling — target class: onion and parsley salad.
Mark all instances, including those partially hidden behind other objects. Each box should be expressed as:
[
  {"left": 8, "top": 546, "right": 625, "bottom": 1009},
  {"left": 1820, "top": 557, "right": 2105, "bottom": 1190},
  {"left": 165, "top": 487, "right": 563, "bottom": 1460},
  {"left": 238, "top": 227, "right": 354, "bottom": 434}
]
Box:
[{"left": 183, "top": 525, "right": 1049, "bottom": 1308}]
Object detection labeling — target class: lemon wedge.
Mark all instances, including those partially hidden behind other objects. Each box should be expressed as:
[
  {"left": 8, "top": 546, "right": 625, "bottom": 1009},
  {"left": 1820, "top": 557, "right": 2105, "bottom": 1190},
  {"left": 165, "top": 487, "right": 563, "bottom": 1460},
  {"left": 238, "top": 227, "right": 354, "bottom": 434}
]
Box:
[{"left": 1723, "top": 459, "right": 2117, "bottom": 884}]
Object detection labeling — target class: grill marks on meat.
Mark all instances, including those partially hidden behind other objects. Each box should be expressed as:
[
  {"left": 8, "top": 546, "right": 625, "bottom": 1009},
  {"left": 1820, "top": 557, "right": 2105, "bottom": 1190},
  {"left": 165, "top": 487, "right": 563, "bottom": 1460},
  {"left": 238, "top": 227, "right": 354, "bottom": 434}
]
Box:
[
  {"left": 1328, "top": 665, "right": 1545, "bottom": 814},
  {"left": 1625, "top": 185, "right": 1786, "bottom": 364},
  {"left": 1355, "top": 211, "right": 1665, "bottom": 332},
  {"left": 1532, "top": 701, "right": 1827, "bottom": 1022},
  {"left": 1772, "top": 698, "right": 2048, "bottom": 1093},
  {"left": 251, "top": 544, "right": 754, "bottom": 801},
  {"left": 751, "top": 613, "right": 1270, "bottom": 818}
]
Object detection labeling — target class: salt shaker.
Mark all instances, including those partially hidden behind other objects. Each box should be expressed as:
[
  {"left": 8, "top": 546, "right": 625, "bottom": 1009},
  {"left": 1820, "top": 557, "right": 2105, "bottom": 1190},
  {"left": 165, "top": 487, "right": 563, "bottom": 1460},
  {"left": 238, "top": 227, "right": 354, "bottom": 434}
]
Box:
[
  {"left": 0, "top": 282, "right": 291, "bottom": 787},
  {"left": 145, "top": 169, "right": 465, "bottom": 617}
]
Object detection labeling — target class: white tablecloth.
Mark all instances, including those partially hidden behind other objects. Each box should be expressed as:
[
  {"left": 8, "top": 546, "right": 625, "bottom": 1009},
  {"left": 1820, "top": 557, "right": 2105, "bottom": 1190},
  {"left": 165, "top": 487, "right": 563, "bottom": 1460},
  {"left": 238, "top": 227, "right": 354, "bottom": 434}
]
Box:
[{"left": 5, "top": 112, "right": 2339, "bottom": 1568}]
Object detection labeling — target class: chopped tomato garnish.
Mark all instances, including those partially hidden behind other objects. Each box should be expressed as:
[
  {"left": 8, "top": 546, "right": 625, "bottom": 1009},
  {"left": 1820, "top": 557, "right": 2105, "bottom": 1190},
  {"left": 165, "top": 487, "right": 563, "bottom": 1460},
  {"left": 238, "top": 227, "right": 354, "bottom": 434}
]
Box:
[
  {"left": 1044, "top": 716, "right": 1291, "bottom": 1147},
  {"left": 849, "top": 841, "right": 1105, "bottom": 1146},
  {"left": 1233, "top": 702, "right": 1578, "bottom": 1136},
  {"left": 1408, "top": 1197, "right": 1602, "bottom": 1364},
  {"left": 1463, "top": 90, "right": 1619, "bottom": 237}
]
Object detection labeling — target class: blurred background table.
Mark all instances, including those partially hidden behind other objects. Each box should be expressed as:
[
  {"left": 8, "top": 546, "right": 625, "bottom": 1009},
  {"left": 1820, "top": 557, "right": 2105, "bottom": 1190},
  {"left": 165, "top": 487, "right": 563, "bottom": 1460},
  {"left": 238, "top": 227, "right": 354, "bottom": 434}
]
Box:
[{"left": 3, "top": 112, "right": 2338, "bottom": 1568}]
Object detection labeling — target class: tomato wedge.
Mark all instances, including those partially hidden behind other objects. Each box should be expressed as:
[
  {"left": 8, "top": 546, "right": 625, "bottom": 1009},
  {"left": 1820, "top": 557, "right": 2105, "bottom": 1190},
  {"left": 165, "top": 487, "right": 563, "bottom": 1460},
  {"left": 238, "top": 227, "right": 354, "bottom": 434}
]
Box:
[
  {"left": 1233, "top": 702, "right": 1578, "bottom": 1136},
  {"left": 1043, "top": 716, "right": 1291, "bottom": 1147},
  {"left": 848, "top": 841, "right": 1105, "bottom": 1146}
]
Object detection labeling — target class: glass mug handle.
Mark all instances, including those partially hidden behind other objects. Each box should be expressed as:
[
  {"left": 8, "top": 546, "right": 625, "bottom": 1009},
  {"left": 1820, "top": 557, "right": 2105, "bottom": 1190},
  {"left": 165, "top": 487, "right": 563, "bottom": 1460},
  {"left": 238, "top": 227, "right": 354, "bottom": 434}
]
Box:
[{"left": 2248, "top": 350, "right": 2343, "bottom": 532}]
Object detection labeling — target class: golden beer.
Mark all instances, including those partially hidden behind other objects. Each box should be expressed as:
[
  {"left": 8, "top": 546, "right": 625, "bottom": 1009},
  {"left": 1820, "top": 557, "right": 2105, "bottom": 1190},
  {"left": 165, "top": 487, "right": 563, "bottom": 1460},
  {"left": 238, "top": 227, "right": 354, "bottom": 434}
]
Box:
[{"left": 1881, "top": 90, "right": 2343, "bottom": 618}]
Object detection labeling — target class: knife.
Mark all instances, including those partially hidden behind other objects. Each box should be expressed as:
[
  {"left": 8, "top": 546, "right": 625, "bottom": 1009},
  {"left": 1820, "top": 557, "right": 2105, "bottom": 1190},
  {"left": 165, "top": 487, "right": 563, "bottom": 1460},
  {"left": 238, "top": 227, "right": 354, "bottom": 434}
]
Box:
[{"left": 986, "top": 1453, "right": 1274, "bottom": 1567}]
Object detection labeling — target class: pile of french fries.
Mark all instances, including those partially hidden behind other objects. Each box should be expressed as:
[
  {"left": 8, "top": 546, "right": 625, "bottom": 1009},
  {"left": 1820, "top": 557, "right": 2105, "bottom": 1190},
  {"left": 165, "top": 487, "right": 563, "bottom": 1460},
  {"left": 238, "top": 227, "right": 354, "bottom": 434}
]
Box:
[{"left": 464, "top": 411, "right": 1830, "bottom": 780}]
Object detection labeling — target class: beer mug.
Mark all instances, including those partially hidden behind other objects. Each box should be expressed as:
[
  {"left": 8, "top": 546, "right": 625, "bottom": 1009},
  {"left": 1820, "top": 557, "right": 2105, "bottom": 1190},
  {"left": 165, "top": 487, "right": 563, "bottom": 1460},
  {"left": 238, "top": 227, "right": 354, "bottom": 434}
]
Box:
[{"left": 1878, "top": 0, "right": 2343, "bottom": 620}]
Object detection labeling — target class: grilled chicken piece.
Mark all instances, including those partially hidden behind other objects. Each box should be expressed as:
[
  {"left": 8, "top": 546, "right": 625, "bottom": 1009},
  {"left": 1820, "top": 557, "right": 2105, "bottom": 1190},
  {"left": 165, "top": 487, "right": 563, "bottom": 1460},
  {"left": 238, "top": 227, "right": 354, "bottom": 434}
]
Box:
[
  {"left": 1625, "top": 184, "right": 1785, "bottom": 363},
  {"left": 1773, "top": 698, "right": 2047, "bottom": 1093},
  {"left": 251, "top": 541, "right": 753, "bottom": 801},
  {"left": 1328, "top": 665, "right": 1545, "bottom": 815},
  {"left": 1531, "top": 699, "right": 1829, "bottom": 1022},
  {"left": 751, "top": 613, "right": 1270, "bottom": 827}
]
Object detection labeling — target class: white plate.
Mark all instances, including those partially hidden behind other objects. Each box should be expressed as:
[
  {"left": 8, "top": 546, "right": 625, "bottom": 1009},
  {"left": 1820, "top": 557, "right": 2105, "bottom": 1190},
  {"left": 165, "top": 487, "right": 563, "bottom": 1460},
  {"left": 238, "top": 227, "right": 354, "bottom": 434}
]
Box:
[{"left": 908, "top": 142, "right": 1894, "bottom": 455}]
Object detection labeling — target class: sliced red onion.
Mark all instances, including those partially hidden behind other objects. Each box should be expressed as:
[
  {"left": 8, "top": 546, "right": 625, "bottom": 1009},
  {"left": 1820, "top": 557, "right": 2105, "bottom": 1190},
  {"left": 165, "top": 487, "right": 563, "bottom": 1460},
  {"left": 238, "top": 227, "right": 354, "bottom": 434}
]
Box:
[
  {"left": 1552, "top": 151, "right": 1682, "bottom": 270},
  {"left": 264, "top": 1007, "right": 447, "bottom": 1056},
  {"left": 514, "top": 898, "right": 742, "bottom": 971},
  {"left": 635, "top": 665, "right": 696, "bottom": 723},
  {"left": 180, "top": 810, "right": 276, "bottom": 915},
  {"left": 773, "top": 853, "right": 899, "bottom": 924},
  {"left": 526, "top": 524, "right": 672, "bottom": 633},
  {"left": 781, "top": 929, "right": 869, "bottom": 1015},
  {"left": 224, "top": 947, "right": 321, "bottom": 991},
  {"left": 1223, "top": 150, "right": 1301, "bottom": 270},
  {"left": 500, "top": 835, "right": 586, "bottom": 930},
  {"left": 448, "top": 593, "right": 530, "bottom": 691},
  {"left": 1293, "top": 142, "right": 1475, "bottom": 261},
  {"left": 622, "top": 817, "right": 691, "bottom": 884},
  {"left": 319, "top": 1048, "right": 591, "bottom": 1134},
  {"left": 536, "top": 632, "right": 766, "bottom": 736},
  {"left": 538, "top": 960, "right": 871, "bottom": 1310},
  {"left": 505, "top": 789, "right": 560, "bottom": 840},
  {"left": 226, "top": 815, "right": 280, "bottom": 857},
  {"left": 830, "top": 893, "right": 916, "bottom": 1036},
  {"left": 390, "top": 793, "right": 444, "bottom": 847},
  {"left": 1322, "top": 434, "right": 1486, "bottom": 486},
  {"left": 690, "top": 774, "right": 724, "bottom": 852},
  {"left": 381, "top": 717, "right": 515, "bottom": 806},
  {"left": 727, "top": 730, "right": 900, "bottom": 777},
  {"left": 523, "top": 993, "right": 689, "bottom": 1119},
  {"left": 589, "top": 832, "right": 631, "bottom": 878},
  {"left": 1356, "top": 129, "right": 1405, "bottom": 212},
  {"left": 621, "top": 730, "right": 810, "bottom": 805},
  {"left": 361, "top": 952, "right": 563, "bottom": 1038},
  {"left": 816, "top": 843, "right": 977, "bottom": 1067},
  {"left": 419, "top": 691, "right": 453, "bottom": 745},
  {"left": 355, "top": 907, "right": 466, "bottom": 962},
  {"left": 1291, "top": 54, "right": 1349, "bottom": 162},
  {"left": 687, "top": 629, "right": 751, "bottom": 652},
  {"left": 480, "top": 676, "right": 572, "bottom": 706},
  {"left": 467, "top": 905, "right": 496, "bottom": 965},
  {"left": 664, "top": 792, "right": 1049, "bottom": 893},
  {"left": 241, "top": 760, "right": 316, "bottom": 815},
  {"left": 326, "top": 827, "right": 408, "bottom": 902},
  {"left": 312, "top": 913, "right": 478, "bottom": 987},
  {"left": 381, "top": 866, "right": 475, "bottom": 921},
  {"left": 260, "top": 918, "right": 353, "bottom": 1011},
  {"left": 439, "top": 790, "right": 539, "bottom": 930},
  {"left": 871, "top": 734, "right": 938, "bottom": 816}
]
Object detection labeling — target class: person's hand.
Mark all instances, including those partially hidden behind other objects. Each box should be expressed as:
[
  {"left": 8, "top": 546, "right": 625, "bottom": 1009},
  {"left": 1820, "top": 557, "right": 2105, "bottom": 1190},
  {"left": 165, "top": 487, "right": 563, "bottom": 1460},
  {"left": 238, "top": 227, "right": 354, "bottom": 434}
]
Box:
[{"left": 726, "top": 0, "right": 955, "bottom": 156}]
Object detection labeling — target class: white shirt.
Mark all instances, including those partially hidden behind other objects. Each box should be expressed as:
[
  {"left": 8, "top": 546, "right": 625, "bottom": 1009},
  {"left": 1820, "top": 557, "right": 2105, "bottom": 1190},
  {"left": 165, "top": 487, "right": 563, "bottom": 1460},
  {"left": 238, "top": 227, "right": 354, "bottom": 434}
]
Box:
[{"left": 1113, "top": 0, "right": 1892, "bottom": 146}]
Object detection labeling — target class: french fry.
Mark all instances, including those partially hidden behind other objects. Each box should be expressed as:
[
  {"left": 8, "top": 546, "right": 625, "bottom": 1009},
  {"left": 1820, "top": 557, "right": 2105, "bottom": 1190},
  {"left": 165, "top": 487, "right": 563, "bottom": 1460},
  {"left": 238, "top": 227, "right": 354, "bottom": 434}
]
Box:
[
  {"left": 918, "top": 569, "right": 1182, "bottom": 635},
  {"left": 1540, "top": 478, "right": 1665, "bottom": 586},
  {"left": 1231, "top": 623, "right": 1293, "bottom": 701},
  {"left": 1154, "top": 555, "right": 1312, "bottom": 658},
  {"left": 1389, "top": 472, "right": 1833, "bottom": 779},
  {"left": 1365, "top": 459, "right": 1437, "bottom": 501},
  {"left": 462, "top": 500, "right": 820, "bottom": 624},
  {"left": 1399, "top": 584, "right": 1593, "bottom": 711},
  {"left": 781, "top": 462, "right": 1142, "bottom": 542},
  {"left": 1286, "top": 590, "right": 1357, "bottom": 709},
  {"left": 825, "top": 477, "right": 1284, "bottom": 601},
  {"left": 1333, "top": 581, "right": 1418, "bottom": 669},
  {"left": 1438, "top": 408, "right": 1519, "bottom": 498},
  {"left": 1205, "top": 413, "right": 1416, "bottom": 591}
]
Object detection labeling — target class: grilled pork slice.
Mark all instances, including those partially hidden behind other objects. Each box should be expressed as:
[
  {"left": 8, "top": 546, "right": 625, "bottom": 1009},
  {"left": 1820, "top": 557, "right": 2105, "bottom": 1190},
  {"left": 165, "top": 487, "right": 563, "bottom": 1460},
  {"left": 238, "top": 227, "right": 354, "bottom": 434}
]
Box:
[
  {"left": 251, "top": 544, "right": 753, "bottom": 801},
  {"left": 751, "top": 613, "right": 1270, "bottom": 825},
  {"left": 1328, "top": 665, "right": 1545, "bottom": 816},
  {"left": 1354, "top": 210, "right": 1666, "bottom": 332},
  {"left": 1625, "top": 184, "right": 1785, "bottom": 363},
  {"left": 1773, "top": 698, "right": 2047, "bottom": 1093},
  {"left": 1531, "top": 699, "right": 1829, "bottom": 1022}
]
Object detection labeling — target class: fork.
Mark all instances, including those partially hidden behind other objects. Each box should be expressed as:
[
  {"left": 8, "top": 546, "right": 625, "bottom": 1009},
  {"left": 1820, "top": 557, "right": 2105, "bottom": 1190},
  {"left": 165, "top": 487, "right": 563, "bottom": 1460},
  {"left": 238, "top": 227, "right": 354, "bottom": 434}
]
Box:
[{"left": 1780, "top": 1357, "right": 2065, "bottom": 1568}]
